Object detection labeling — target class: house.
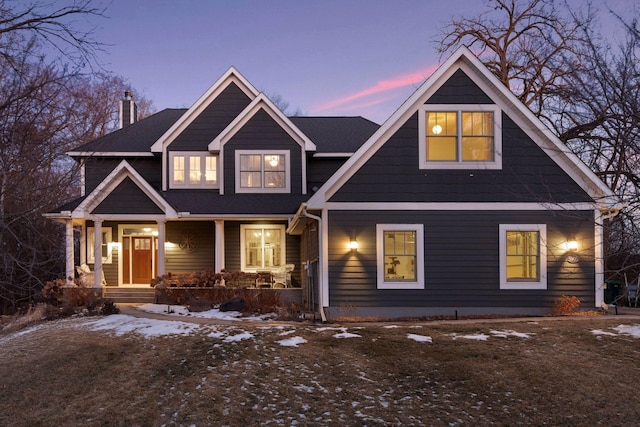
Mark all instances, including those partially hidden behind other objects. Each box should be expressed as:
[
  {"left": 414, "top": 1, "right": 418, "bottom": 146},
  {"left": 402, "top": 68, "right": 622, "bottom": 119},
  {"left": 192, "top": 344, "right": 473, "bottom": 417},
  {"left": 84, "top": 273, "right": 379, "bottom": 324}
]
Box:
[{"left": 47, "top": 47, "right": 619, "bottom": 319}]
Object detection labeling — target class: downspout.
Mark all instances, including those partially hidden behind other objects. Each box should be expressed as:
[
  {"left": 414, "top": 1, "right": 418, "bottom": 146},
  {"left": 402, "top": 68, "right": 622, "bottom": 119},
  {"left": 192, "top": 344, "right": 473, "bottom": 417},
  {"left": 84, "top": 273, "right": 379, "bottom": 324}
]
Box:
[{"left": 301, "top": 207, "right": 327, "bottom": 323}]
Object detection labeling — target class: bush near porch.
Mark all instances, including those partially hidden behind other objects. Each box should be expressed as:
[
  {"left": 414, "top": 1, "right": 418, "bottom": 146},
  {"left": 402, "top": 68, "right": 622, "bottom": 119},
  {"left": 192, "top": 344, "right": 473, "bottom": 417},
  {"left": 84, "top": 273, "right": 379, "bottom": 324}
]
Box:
[{"left": 151, "top": 270, "right": 290, "bottom": 314}]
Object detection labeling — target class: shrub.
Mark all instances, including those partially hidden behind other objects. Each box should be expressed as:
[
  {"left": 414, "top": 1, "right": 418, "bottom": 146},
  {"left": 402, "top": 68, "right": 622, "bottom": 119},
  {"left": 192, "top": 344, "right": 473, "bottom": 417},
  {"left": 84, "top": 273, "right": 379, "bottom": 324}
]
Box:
[
  {"left": 552, "top": 295, "right": 581, "bottom": 316},
  {"left": 41, "top": 278, "right": 119, "bottom": 318}
]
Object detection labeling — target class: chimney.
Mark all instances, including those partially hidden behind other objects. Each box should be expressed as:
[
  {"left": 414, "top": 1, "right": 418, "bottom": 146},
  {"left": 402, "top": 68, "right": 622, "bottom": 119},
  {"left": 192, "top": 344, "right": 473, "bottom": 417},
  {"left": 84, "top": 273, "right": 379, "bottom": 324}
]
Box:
[{"left": 119, "top": 90, "right": 138, "bottom": 128}]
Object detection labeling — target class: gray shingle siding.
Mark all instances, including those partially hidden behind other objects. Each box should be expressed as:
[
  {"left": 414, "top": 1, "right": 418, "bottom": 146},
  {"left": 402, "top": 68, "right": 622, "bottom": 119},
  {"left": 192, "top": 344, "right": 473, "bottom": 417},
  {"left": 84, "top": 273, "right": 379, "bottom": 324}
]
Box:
[{"left": 327, "top": 210, "right": 596, "bottom": 309}]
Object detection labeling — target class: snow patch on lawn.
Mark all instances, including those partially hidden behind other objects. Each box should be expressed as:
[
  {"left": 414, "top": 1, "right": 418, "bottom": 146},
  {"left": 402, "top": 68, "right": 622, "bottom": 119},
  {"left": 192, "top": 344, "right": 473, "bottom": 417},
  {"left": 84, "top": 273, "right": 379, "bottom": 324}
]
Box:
[
  {"left": 452, "top": 333, "right": 490, "bottom": 341},
  {"left": 223, "top": 331, "right": 254, "bottom": 342},
  {"left": 407, "top": 333, "right": 432, "bottom": 343},
  {"left": 490, "top": 329, "right": 534, "bottom": 339},
  {"left": 136, "top": 303, "right": 273, "bottom": 321},
  {"left": 88, "top": 314, "right": 199, "bottom": 338},
  {"left": 278, "top": 336, "right": 308, "bottom": 347},
  {"left": 590, "top": 324, "right": 640, "bottom": 338}
]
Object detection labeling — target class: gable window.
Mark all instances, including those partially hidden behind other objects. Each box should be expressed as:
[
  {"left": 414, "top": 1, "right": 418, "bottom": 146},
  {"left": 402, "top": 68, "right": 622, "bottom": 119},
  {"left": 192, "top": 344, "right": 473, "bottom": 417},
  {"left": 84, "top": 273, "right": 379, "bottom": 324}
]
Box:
[
  {"left": 419, "top": 105, "right": 502, "bottom": 169},
  {"left": 240, "top": 224, "right": 286, "bottom": 271},
  {"left": 235, "top": 150, "right": 290, "bottom": 193},
  {"left": 499, "top": 224, "right": 547, "bottom": 290},
  {"left": 376, "top": 224, "right": 424, "bottom": 289},
  {"left": 170, "top": 152, "right": 218, "bottom": 188}
]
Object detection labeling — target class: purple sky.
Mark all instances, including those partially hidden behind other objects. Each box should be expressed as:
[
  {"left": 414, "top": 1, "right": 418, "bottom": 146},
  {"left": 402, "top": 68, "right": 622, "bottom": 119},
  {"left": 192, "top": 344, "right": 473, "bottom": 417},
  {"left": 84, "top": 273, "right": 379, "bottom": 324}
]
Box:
[{"left": 89, "top": 0, "right": 634, "bottom": 124}]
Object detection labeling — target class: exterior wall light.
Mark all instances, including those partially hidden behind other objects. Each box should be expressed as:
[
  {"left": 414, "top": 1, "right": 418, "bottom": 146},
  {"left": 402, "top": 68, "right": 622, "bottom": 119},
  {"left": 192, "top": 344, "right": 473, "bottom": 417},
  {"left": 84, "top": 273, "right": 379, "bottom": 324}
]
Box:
[
  {"left": 562, "top": 240, "right": 580, "bottom": 264},
  {"left": 349, "top": 238, "right": 358, "bottom": 252}
]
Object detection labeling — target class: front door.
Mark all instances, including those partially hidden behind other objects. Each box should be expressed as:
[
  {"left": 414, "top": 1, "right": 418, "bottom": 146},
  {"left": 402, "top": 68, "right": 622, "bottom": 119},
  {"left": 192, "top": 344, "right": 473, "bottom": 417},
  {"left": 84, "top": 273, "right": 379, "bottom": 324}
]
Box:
[{"left": 132, "top": 237, "right": 153, "bottom": 284}]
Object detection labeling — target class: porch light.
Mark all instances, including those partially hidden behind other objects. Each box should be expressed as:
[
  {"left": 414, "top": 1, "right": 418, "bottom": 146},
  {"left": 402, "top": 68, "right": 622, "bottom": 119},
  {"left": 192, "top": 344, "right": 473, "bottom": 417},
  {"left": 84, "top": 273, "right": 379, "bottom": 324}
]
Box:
[
  {"left": 561, "top": 240, "right": 579, "bottom": 252},
  {"left": 349, "top": 238, "right": 358, "bottom": 252}
]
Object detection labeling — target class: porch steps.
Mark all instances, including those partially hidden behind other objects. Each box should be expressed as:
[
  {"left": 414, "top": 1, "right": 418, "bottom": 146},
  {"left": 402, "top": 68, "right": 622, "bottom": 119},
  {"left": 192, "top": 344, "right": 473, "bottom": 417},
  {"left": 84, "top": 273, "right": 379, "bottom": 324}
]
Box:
[{"left": 103, "top": 287, "right": 156, "bottom": 304}]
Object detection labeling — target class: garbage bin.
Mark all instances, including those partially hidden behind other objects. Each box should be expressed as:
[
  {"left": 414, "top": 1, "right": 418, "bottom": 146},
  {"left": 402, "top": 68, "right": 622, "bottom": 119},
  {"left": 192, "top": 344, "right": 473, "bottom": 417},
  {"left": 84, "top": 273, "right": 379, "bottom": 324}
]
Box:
[{"left": 604, "top": 280, "right": 622, "bottom": 304}]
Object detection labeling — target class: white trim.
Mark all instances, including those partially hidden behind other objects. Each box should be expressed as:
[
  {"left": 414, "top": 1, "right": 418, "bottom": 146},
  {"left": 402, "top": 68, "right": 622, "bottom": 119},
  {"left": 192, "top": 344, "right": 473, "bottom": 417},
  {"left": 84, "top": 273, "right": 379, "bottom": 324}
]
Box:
[
  {"left": 235, "top": 150, "right": 291, "bottom": 193},
  {"left": 87, "top": 226, "right": 113, "bottom": 264},
  {"left": 324, "top": 202, "right": 597, "bottom": 211},
  {"left": 376, "top": 224, "right": 424, "bottom": 290},
  {"left": 321, "top": 210, "right": 329, "bottom": 307},
  {"left": 151, "top": 68, "right": 259, "bottom": 153},
  {"left": 239, "top": 224, "right": 286, "bottom": 271},
  {"left": 117, "top": 224, "right": 159, "bottom": 286},
  {"left": 208, "top": 93, "right": 316, "bottom": 152},
  {"left": 73, "top": 160, "right": 178, "bottom": 219},
  {"left": 168, "top": 151, "right": 219, "bottom": 189},
  {"left": 67, "top": 152, "right": 154, "bottom": 157},
  {"left": 80, "top": 162, "right": 86, "bottom": 197},
  {"left": 499, "top": 224, "right": 547, "bottom": 290},
  {"left": 215, "top": 220, "right": 225, "bottom": 272},
  {"left": 313, "top": 152, "right": 353, "bottom": 158},
  {"left": 305, "top": 46, "right": 616, "bottom": 210},
  {"left": 594, "top": 209, "right": 604, "bottom": 307},
  {"left": 418, "top": 104, "right": 502, "bottom": 169}
]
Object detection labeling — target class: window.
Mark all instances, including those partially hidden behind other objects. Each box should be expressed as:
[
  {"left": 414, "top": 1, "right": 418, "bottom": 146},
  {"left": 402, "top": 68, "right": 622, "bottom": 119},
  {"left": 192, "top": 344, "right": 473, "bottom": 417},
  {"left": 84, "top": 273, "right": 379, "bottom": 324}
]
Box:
[
  {"left": 419, "top": 105, "right": 502, "bottom": 169},
  {"left": 235, "top": 150, "right": 290, "bottom": 193},
  {"left": 169, "top": 152, "right": 218, "bottom": 188},
  {"left": 240, "top": 224, "right": 286, "bottom": 271},
  {"left": 499, "top": 224, "right": 547, "bottom": 290},
  {"left": 376, "top": 224, "right": 424, "bottom": 289},
  {"left": 87, "top": 227, "right": 113, "bottom": 264}
]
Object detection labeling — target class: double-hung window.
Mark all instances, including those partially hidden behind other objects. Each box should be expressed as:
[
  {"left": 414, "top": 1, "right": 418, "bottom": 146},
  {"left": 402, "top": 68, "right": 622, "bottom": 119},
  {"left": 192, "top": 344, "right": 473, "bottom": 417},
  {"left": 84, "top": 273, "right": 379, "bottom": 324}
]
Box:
[
  {"left": 419, "top": 105, "right": 501, "bottom": 169},
  {"left": 170, "top": 152, "right": 218, "bottom": 188},
  {"left": 376, "top": 224, "right": 424, "bottom": 289},
  {"left": 235, "top": 150, "right": 290, "bottom": 193},
  {"left": 499, "top": 224, "right": 547, "bottom": 289}
]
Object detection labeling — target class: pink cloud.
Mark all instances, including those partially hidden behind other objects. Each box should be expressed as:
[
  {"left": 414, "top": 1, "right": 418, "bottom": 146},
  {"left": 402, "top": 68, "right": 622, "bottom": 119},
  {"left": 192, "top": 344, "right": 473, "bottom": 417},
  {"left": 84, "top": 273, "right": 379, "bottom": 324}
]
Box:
[{"left": 314, "top": 64, "right": 439, "bottom": 113}]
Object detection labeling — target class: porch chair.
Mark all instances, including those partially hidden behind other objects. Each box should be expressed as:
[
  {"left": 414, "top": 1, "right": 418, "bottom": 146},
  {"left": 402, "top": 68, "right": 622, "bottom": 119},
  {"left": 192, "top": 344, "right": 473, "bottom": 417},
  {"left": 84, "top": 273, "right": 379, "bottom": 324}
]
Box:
[
  {"left": 76, "top": 263, "right": 107, "bottom": 287},
  {"left": 272, "top": 264, "right": 295, "bottom": 288},
  {"left": 626, "top": 274, "right": 640, "bottom": 308}
]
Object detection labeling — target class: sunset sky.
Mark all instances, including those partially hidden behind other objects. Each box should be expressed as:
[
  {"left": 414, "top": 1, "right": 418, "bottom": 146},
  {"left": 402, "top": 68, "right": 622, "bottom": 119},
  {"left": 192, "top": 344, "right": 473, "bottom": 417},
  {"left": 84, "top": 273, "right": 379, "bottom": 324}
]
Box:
[{"left": 90, "top": 0, "right": 634, "bottom": 124}]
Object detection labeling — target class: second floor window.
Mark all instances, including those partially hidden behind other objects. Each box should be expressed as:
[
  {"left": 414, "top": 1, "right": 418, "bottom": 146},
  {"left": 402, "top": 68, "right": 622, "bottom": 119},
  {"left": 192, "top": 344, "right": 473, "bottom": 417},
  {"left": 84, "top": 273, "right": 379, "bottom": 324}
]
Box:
[
  {"left": 419, "top": 105, "right": 502, "bottom": 170},
  {"left": 235, "top": 150, "right": 290, "bottom": 193},
  {"left": 170, "top": 152, "right": 218, "bottom": 188}
]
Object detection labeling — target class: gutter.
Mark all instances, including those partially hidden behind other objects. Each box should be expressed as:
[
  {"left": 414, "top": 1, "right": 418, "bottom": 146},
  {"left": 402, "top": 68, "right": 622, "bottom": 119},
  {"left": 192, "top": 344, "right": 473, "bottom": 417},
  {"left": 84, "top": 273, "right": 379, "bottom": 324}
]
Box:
[{"left": 299, "top": 205, "right": 327, "bottom": 323}]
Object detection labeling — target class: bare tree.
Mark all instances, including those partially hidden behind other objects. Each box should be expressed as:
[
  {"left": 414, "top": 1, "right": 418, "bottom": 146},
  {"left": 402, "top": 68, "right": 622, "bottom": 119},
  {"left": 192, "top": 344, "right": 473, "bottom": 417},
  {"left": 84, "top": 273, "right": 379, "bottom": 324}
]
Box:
[
  {"left": 0, "top": 1, "right": 155, "bottom": 313},
  {"left": 435, "top": 0, "right": 592, "bottom": 121},
  {"left": 435, "top": 0, "right": 640, "bottom": 281}
]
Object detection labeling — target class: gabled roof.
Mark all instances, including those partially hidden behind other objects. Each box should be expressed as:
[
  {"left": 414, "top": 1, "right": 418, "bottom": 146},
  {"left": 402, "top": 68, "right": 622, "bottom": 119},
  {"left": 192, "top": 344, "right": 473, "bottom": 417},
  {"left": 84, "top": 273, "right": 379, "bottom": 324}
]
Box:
[
  {"left": 208, "top": 93, "right": 316, "bottom": 152},
  {"left": 68, "top": 109, "right": 186, "bottom": 156},
  {"left": 306, "top": 46, "right": 617, "bottom": 209},
  {"left": 151, "top": 67, "right": 259, "bottom": 153},
  {"left": 289, "top": 116, "right": 379, "bottom": 155},
  {"left": 73, "top": 160, "right": 177, "bottom": 218}
]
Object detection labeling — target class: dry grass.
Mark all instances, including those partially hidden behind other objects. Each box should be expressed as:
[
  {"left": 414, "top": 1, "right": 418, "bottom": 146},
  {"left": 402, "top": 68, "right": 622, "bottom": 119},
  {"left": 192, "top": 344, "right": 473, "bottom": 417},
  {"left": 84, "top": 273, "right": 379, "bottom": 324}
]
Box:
[{"left": 1, "top": 315, "right": 640, "bottom": 426}]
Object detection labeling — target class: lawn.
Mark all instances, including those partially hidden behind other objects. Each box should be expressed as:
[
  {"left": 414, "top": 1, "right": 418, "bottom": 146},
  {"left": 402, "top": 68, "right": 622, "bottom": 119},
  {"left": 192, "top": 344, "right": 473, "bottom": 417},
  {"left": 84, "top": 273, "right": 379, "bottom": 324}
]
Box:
[{"left": 1, "top": 308, "right": 640, "bottom": 426}]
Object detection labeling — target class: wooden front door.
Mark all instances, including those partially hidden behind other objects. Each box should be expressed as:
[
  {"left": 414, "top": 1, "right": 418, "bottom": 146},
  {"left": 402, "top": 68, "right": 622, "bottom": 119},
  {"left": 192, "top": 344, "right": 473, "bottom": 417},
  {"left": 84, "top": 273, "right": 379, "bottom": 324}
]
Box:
[{"left": 132, "top": 237, "right": 152, "bottom": 284}]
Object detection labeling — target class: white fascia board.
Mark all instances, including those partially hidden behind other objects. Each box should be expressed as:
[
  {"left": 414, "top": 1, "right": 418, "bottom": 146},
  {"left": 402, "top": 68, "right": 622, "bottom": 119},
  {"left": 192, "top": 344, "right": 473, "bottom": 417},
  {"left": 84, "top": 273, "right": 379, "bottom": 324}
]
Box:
[
  {"left": 307, "top": 46, "right": 616, "bottom": 209},
  {"left": 313, "top": 152, "right": 353, "bottom": 158},
  {"left": 67, "top": 151, "right": 154, "bottom": 157},
  {"left": 73, "top": 160, "right": 178, "bottom": 219},
  {"left": 457, "top": 51, "right": 616, "bottom": 204},
  {"left": 324, "top": 202, "right": 598, "bottom": 211},
  {"left": 306, "top": 50, "right": 467, "bottom": 209},
  {"left": 208, "top": 94, "right": 316, "bottom": 152},
  {"left": 150, "top": 67, "right": 260, "bottom": 153}
]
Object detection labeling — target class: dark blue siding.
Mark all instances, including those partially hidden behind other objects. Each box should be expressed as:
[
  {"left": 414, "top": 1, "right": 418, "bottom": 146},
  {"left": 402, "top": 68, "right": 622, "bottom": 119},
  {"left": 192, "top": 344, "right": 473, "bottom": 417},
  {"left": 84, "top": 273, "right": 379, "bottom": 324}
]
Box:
[
  {"left": 329, "top": 112, "right": 591, "bottom": 203},
  {"left": 93, "top": 177, "right": 164, "bottom": 214},
  {"left": 327, "top": 210, "right": 596, "bottom": 309},
  {"left": 426, "top": 69, "right": 494, "bottom": 104},
  {"left": 223, "top": 109, "right": 304, "bottom": 194},
  {"left": 84, "top": 157, "right": 161, "bottom": 194},
  {"left": 168, "top": 82, "right": 252, "bottom": 151}
]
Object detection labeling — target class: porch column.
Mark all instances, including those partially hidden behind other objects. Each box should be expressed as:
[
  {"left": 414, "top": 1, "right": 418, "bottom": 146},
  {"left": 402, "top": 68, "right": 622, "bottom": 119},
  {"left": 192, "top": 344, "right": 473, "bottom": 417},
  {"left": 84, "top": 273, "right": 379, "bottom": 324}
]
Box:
[
  {"left": 93, "top": 219, "right": 103, "bottom": 288},
  {"left": 157, "top": 219, "right": 166, "bottom": 276},
  {"left": 79, "top": 221, "right": 86, "bottom": 265},
  {"left": 215, "top": 220, "right": 225, "bottom": 272},
  {"left": 65, "top": 219, "right": 75, "bottom": 287}
]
